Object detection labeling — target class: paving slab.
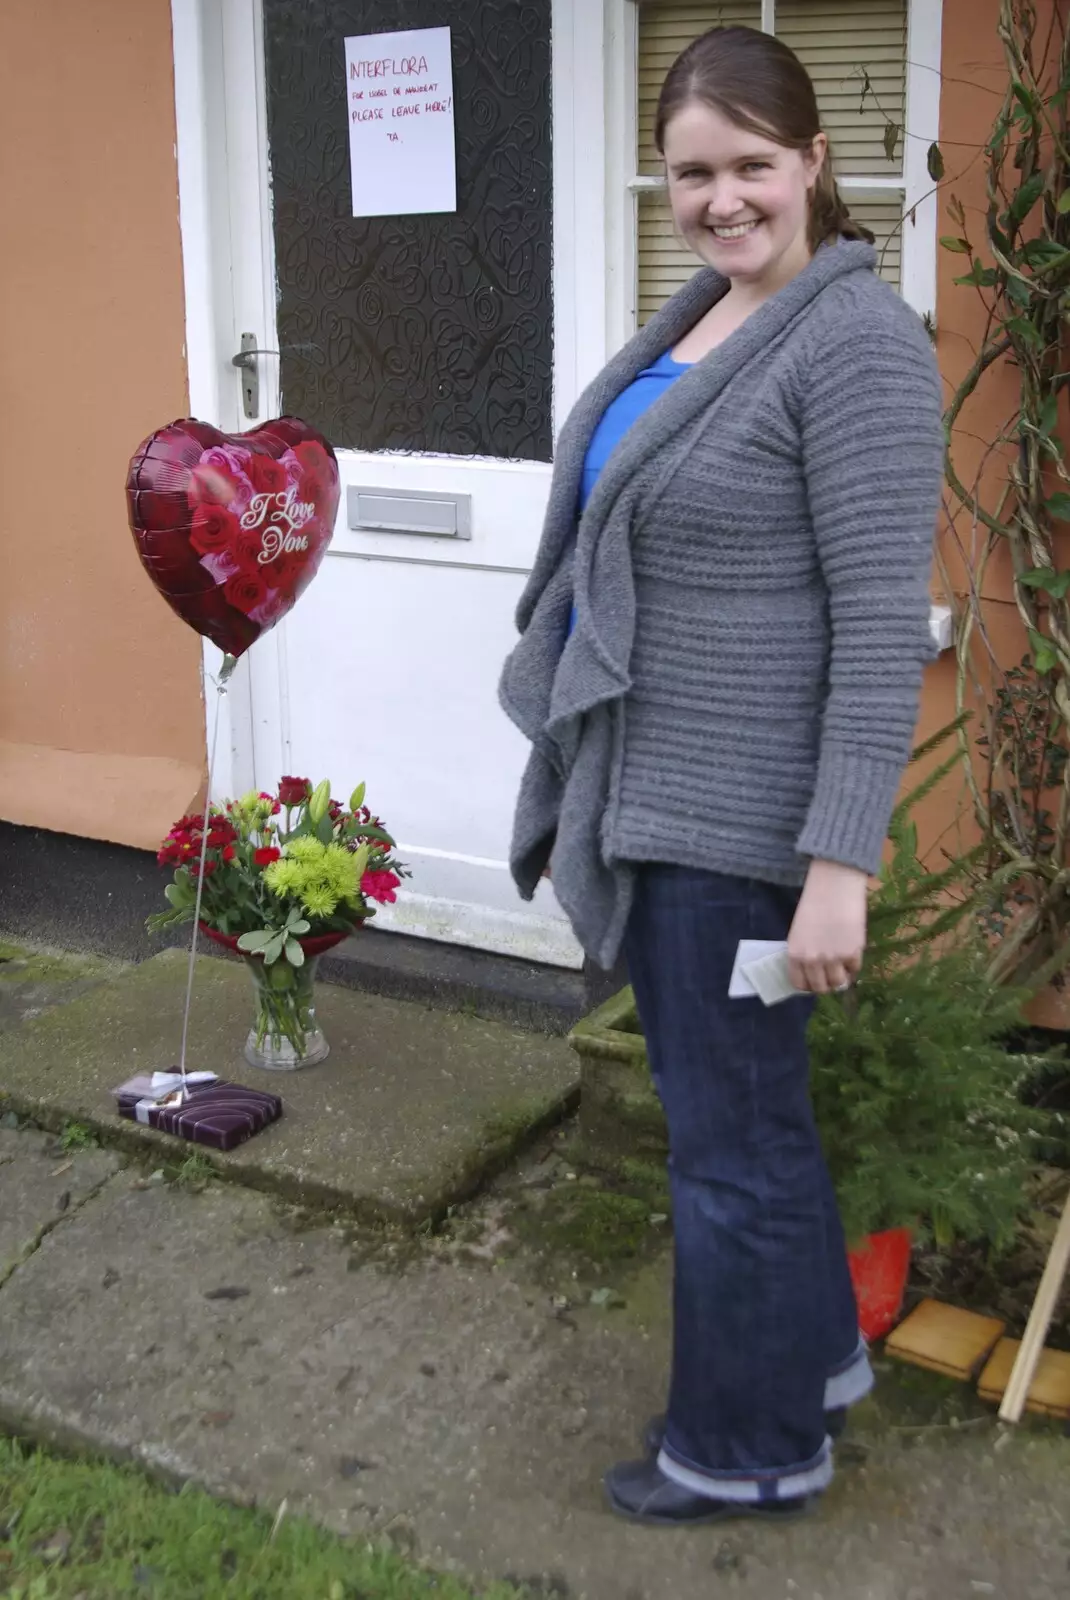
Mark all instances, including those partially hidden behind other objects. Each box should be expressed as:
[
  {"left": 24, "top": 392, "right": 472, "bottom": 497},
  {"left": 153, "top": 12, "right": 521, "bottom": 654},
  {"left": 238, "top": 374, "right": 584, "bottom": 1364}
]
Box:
[
  {"left": 0, "top": 949, "right": 577, "bottom": 1219},
  {"left": 0, "top": 1169, "right": 1065, "bottom": 1600},
  {"left": 0, "top": 942, "right": 126, "bottom": 1032},
  {"left": 0, "top": 1126, "right": 121, "bottom": 1283}
]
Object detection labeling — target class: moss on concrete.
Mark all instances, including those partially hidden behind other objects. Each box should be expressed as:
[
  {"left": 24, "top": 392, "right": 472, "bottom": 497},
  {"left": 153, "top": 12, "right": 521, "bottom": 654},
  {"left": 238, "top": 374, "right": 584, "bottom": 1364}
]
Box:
[
  {"left": 526, "top": 1186, "right": 652, "bottom": 1263},
  {"left": 0, "top": 942, "right": 127, "bottom": 1035}
]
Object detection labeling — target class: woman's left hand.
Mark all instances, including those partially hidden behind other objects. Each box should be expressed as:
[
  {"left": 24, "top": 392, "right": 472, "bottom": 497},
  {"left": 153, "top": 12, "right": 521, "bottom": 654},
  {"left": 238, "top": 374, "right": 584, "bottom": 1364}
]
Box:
[{"left": 787, "top": 859, "right": 868, "bottom": 995}]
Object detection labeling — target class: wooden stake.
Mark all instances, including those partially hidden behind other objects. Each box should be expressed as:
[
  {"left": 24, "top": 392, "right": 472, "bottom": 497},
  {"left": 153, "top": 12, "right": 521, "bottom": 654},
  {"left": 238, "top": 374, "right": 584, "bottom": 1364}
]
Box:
[{"left": 999, "top": 1190, "right": 1070, "bottom": 1424}]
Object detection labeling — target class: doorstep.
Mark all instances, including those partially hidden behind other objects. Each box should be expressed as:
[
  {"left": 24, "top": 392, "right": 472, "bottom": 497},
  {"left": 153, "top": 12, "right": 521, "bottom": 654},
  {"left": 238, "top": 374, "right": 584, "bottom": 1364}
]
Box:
[{"left": 0, "top": 948, "right": 579, "bottom": 1222}]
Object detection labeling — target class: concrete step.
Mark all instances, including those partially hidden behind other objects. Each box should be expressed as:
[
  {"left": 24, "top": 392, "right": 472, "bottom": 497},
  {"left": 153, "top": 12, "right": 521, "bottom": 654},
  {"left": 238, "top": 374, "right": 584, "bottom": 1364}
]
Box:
[{"left": 0, "top": 948, "right": 579, "bottom": 1222}]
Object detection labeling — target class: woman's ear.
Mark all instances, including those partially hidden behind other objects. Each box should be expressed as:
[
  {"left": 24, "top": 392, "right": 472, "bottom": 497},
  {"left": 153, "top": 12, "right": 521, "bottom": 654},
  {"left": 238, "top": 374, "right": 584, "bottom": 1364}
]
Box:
[{"left": 806, "top": 132, "right": 829, "bottom": 184}]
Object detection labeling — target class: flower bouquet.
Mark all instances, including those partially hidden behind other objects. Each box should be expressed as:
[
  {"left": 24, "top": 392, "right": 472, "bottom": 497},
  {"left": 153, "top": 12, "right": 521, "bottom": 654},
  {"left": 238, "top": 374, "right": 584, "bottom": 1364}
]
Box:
[{"left": 149, "top": 776, "right": 406, "bottom": 1069}]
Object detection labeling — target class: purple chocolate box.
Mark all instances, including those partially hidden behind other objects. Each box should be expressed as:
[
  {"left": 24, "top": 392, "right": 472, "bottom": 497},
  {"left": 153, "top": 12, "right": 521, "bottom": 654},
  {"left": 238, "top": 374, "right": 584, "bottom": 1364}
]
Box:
[{"left": 115, "top": 1076, "right": 282, "bottom": 1152}]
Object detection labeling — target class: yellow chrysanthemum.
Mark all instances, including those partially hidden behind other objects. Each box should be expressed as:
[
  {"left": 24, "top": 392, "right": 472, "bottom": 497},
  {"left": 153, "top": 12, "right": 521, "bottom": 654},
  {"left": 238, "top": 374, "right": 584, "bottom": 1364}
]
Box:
[
  {"left": 285, "top": 836, "right": 325, "bottom": 864},
  {"left": 264, "top": 858, "right": 302, "bottom": 897},
  {"left": 301, "top": 884, "right": 339, "bottom": 918},
  {"left": 322, "top": 843, "right": 360, "bottom": 904}
]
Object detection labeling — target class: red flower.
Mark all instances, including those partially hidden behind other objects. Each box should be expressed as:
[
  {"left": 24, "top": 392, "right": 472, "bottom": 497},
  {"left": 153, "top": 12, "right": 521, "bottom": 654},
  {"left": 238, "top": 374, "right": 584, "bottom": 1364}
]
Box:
[
  {"left": 223, "top": 569, "right": 269, "bottom": 616},
  {"left": 190, "top": 505, "right": 240, "bottom": 558},
  {"left": 254, "top": 846, "right": 281, "bottom": 867},
  {"left": 362, "top": 869, "right": 401, "bottom": 905},
  {"left": 278, "top": 776, "right": 311, "bottom": 806},
  {"left": 246, "top": 453, "right": 289, "bottom": 495},
  {"left": 231, "top": 524, "right": 269, "bottom": 573},
  {"left": 293, "top": 440, "right": 331, "bottom": 478}
]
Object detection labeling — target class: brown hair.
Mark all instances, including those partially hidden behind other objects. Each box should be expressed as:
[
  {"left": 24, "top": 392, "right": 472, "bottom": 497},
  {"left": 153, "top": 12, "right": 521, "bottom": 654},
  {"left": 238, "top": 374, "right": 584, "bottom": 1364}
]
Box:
[{"left": 654, "top": 25, "right": 874, "bottom": 254}]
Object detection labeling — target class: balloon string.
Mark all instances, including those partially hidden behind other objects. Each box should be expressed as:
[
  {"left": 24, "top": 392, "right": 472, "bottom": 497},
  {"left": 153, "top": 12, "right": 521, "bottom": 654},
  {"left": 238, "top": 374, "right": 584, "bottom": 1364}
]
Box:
[{"left": 177, "top": 654, "right": 237, "bottom": 1088}]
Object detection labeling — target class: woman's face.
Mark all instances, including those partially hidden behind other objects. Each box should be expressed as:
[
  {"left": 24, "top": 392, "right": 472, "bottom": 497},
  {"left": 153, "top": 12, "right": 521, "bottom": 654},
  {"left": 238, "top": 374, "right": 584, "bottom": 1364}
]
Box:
[{"left": 662, "top": 100, "right": 826, "bottom": 290}]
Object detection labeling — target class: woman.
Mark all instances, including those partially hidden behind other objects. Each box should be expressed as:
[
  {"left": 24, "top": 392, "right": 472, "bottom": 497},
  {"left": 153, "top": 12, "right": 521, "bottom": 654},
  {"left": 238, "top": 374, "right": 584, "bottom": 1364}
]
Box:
[{"left": 500, "top": 25, "right": 944, "bottom": 1525}]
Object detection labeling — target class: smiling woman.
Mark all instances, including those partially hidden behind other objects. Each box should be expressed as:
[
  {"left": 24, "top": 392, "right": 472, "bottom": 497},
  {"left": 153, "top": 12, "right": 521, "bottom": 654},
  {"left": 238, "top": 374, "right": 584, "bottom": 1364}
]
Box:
[
  {"left": 657, "top": 25, "right": 874, "bottom": 308},
  {"left": 500, "top": 18, "right": 944, "bottom": 1531}
]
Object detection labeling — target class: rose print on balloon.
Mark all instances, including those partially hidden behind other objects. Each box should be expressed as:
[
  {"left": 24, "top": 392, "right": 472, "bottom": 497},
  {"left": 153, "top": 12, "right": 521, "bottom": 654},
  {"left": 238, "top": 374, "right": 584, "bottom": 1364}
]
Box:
[{"left": 126, "top": 417, "right": 340, "bottom": 659}]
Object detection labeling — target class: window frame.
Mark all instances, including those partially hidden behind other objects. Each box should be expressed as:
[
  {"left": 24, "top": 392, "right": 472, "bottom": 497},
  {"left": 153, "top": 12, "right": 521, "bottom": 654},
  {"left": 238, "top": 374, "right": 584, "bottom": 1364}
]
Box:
[{"left": 604, "top": 0, "right": 943, "bottom": 350}]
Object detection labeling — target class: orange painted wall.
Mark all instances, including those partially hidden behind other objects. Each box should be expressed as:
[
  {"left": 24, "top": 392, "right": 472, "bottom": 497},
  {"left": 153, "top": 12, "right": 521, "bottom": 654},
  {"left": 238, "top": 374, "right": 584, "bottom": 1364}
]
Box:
[
  {"left": 909, "top": 0, "right": 1045, "bottom": 864},
  {"left": 920, "top": 0, "right": 1070, "bottom": 1020},
  {"left": 0, "top": 0, "right": 205, "bottom": 852}
]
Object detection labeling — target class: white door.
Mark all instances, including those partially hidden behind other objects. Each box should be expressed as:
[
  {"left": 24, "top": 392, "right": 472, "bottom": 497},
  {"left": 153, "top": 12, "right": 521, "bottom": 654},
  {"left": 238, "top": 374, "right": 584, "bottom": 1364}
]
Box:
[{"left": 172, "top": 0, "right": 609, "bottom": 968}]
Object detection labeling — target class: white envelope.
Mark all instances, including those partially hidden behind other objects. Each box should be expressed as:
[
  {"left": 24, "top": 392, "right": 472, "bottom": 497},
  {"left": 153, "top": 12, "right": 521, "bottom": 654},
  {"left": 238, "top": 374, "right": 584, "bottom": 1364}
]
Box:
[
  {"left": 728, "top": 940, "right": 801, "bottom": 1006},
  {"left": 728, "top": 939, "right": 788, "bottom": 998}
]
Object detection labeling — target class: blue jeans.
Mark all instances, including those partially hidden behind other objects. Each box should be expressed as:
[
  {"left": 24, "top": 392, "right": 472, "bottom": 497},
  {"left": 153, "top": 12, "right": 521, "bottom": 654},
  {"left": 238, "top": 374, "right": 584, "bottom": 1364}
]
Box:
[{"left": 623, "top": 865, "right": 872, "bottom": 1503}]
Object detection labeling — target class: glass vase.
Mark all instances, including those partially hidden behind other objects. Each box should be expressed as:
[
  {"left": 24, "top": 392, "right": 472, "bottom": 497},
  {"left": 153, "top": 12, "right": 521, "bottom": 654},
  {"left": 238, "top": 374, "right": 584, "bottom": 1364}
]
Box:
[{"left": 241, "top": 952, "right": 329, "bottom": 1071}]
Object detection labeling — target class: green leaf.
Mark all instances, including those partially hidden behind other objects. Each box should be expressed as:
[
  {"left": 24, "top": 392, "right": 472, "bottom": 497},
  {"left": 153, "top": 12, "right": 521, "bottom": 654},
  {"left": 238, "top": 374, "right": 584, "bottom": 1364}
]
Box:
[
  {"left": 940, "top": 236, "right": 971, "bottom": 254},
  {"left": 1006, "top": 275, "right": 1033, "bottom": 307},
  {"left": 284, "top": 939, "right": 305, "bottom": 967},
  {"left": 1046, "top": 491, "right": 1070, "bottom": 521},
  {"left": 262, "top": 935, "right": 285, "bottom": 965},
  {"left": 1012, "top": 81, "right": 1040, "bottom": 121},
  {"left": 883, "top": 120, "right": 901, "bottom": 163},
  {"left": 1020, "top": 566, "right": 1070, "bottom": 598},
  {"left": 1022, "top": 237, "right": 1070, "bottom": 269},
  {"left": 1009, "top": 172, "right": 1045, "bottom": 226},
  {"left": 953, "top": 259, "right": 998, "bottom": 288},
  {"left": 146, "top": 906, "right": 193, "bottom": 933},
  {"left": 1006, "top": 315, "right": 1044, "bottom": 350},
  {"left": 1040, "top": 394, "right": 1059, "bottom": 437},
  {"left": 1058, "top": 189, "right": 1070, "bottom": 215},
  {"left": 927, "top": 141, "right": 945, "bottom": 182},
  {"left": 237, "top": 930, "right": 274, "bottom": 953},
  {"left": 350, "top": 825, "right": 395, "bottom": 848},
  {"left": 1028, "top": 628, "right": 1059, "bottom": 673}
]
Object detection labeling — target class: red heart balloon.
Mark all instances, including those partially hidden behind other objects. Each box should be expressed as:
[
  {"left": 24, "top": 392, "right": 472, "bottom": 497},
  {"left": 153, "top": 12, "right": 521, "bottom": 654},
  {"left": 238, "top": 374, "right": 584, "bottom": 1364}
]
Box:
[{"left": 126, "top": 416, "right": 340, "bottom": 659}]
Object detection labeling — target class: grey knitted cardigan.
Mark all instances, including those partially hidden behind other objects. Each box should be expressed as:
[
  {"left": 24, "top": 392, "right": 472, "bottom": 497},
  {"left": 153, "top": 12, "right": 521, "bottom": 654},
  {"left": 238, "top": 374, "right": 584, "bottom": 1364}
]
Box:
[{"left": 499, "top": 240, "right": 945, "bottom": 969}]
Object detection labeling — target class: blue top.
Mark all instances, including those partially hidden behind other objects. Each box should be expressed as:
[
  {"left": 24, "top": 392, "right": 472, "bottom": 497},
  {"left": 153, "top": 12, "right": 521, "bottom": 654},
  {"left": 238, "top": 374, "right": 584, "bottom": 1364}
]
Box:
[
  {"left": 579, "top": 350, "right": 693, "bottom": 511},
  {"left": 569, "top": 350, "right": 692, "bottom": 634}
]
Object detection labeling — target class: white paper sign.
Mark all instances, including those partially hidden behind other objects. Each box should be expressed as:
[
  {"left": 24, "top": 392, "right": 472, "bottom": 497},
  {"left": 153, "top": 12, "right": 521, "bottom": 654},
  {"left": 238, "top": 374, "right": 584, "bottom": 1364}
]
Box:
[{"left": 344, "top": 27, "right": 457, "bottom": 218}]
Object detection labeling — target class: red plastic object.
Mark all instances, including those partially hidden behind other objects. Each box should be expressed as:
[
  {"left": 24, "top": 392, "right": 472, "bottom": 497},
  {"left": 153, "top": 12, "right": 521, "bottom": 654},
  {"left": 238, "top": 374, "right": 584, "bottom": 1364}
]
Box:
[
  {"left": 126, "top": 417, "right": 340, "bottom": 659},
  {"left": 198, "top": 923, "right": 352, "bottom": 959},
  {"left": 847, "top": 1226, "right": 913, "bottom": 1342}
]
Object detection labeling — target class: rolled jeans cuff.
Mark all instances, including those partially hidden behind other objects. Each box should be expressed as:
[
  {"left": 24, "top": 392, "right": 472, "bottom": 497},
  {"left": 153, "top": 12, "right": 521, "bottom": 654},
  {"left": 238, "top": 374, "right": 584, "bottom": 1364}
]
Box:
[
  {"left": 657, "top": 1439, "right": 834, "bottom": 1504},
  {"left": 825, "top": 1338, "right": 874, "bottom": 1410}
]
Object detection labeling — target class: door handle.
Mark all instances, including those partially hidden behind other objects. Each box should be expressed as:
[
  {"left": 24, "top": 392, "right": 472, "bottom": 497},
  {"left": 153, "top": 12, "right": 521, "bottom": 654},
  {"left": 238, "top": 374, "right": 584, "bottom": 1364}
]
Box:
[
  {"left": 230, "top": 336, "right": 313, "bottom": 421},
  {"left": 231, "top": 332, "right": 265, "bottom": 420}
]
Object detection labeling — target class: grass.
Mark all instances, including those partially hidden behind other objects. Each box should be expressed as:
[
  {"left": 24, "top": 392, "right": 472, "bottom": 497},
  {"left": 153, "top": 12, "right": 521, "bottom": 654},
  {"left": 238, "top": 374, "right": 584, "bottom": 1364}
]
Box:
[
  {"left": 169, "top": 1153, "right": 217, "bottom": 1191},
  {"left": 0, "top": 1437, "right": 525, "bottom": 1600}
]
